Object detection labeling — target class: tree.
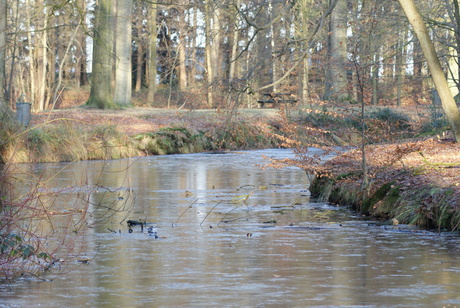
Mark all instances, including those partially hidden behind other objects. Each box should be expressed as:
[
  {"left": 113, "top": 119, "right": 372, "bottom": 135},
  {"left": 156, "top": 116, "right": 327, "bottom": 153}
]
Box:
[
  {"left": 146, "top": 1, "right": 157, "bottom": 105},
  {"left": 204, "top": 0, "right": 214, "bottom": 107},
  {"left": 0, "top": 0, "right": 6, "bottom": 102},
  {"left": 133, "top": 0, "right": 146, "bottom": 93},
  {"left": 34, "top": 0, "right": 48, "bottom": 111},
  {"left": 87, "top": 0, "right": 116, "bottom": 109},
  {"left": 324, "top": 0, "right": 349, "bottom": 101},
  {"left": 177, "top": 1, "right": 187, "bottom": 91},
  {"left": 75, "top": 0, "right": 89, "bottom": 88},
  {"left": 113, "top": 0, "right": 133, "bottom": 107},
  {"left": 228, "top": 0, "right": 241, "bottom": 84},
  {"left": 299, "top": 0, "right": 313, "bottom": 105},
  {"left": 398, "top": 0, "right": 460, "bottom": 142}
]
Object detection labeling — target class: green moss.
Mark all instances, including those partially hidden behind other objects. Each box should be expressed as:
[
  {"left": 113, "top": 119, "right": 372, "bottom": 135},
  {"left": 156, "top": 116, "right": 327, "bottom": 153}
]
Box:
[
  {"left": 135, "top": 127, "right": 215, "bottom": 155},
  {"left": 361, "top": 182, "right": 395, "bottom": 214}
]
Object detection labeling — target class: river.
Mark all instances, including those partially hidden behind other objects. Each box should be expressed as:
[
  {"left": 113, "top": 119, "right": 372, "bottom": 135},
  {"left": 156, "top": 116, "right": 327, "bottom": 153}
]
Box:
[{"left": 1, "top": 149, "right": 460, "bottom": 307}]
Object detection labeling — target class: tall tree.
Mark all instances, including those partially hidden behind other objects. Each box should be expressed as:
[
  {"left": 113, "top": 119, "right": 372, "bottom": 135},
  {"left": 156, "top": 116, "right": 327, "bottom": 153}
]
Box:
[
  {"left": 33, "top": 0, "right": 48, "bottom": 110},
  {"left": 398, "top": 0, "right": 460, "bottom": 142},
  {"left": 75, "top": 0, "right": 89, "bottom": 88},
  {"left": 324, "top": 0, "right": 348, "bottom": 101},
  {"left": 204, "top": 0, "right": 214, "bottom": 107},
  {"left": 298, "top": 0, "right": 315, "bottom": 105},
  {"left": 177, "top": 1, "right": 187, "bottom": 90},
  {"left": 188, "top": 6, "right": 198, "bottom": 88},
  {"left": 395, "top": 20, "right": 407, "bottom": 106},
  {"left": 228, "top": 0, "right": 241, "bottom": 84},
  {"left": 0, "top": 0, "right": 6, "bottom": 102},
  {"left": 113, "top": 0, "right": 133, "bottom": 106},
  {"left": 147, "top": 1, "right": 157, "bottom": 105},
  {"left": 87, "top": 0, "right": 116, "bottom": 109},
  {"left": 133, "top": 0, "right": 145, "bottom": 93}
]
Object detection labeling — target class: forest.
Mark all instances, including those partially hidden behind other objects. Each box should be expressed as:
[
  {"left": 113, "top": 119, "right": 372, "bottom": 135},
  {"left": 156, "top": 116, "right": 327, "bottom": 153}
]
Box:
[
  {"left": 0, "top": 0, "right": 459, "bottom": 115},
  {"left": 3, "top": 0, "right": 460, "bottom": 284}
]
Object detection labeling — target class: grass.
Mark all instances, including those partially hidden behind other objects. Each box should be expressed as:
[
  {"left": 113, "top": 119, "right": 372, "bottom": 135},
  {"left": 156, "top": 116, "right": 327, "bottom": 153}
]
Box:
[{"left": 1, "top": 119, "right": 141, "bottom": 163}]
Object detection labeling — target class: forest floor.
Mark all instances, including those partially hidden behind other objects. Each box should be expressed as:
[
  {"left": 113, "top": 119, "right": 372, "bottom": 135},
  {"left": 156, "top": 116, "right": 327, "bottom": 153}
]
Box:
[
  {"left": 313, "top": 136, "right": 460, "bottom": 225},
  {"left": 31, "top": 106, "right": 280, "bottom": 135}
]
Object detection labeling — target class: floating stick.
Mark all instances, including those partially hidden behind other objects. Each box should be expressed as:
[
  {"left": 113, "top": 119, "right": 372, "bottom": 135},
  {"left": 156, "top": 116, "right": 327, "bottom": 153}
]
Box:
[
  {"left": 200, "top": 202, "right": 222, "bottom": 228},
  {"left": 172, "top": 199, "right": 198, "bottom": 227}
]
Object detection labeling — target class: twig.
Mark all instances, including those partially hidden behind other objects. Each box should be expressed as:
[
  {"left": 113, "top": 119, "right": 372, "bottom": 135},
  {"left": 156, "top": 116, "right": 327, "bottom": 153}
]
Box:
[
  {"left": 172, "top": 199, "right": 198, "bottom": 227},
  {"left": 200, "top": 202, "right": 222, "bottom": 228},
  {"left": 218, "top": 213, "right": 259, "bottom": 224},
  {"left": 217, "top": 202, "right": 247, "bottom": 226}
]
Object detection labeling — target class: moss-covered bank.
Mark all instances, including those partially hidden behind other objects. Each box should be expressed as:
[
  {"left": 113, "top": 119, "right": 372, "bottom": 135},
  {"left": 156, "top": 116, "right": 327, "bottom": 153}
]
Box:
[{"left": 308, "top": 138, "right": 460, "bottom": 231}]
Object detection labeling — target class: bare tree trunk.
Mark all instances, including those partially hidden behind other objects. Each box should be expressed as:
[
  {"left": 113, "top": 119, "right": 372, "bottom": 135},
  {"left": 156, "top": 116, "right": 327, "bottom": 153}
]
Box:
[
  {"left": 113, "top": 0, "right": 133, "bottom": 106},
  {"left": 134, "top": 2, "right": 143, "bottom": 93},
  {"left": 399, "top": 0, "right": 460, "bottom": 142},
  {"left": 147, "top": 2, "right": 157, "bottom": 105},
  {"left": 254, "top": 5, "right": 272, "bottom": 92},
  {"left": 204, "top": 0, "right": 214, "bottom": 107},
  {"left": 228, "top": 0, "right": 240, "bottom": 83},
  {"left": 35, "top": 0, "right": 48, "bottom": 110},
  {"left": 269, "top": 2, "right": 277, "bottom": 93},
  {"left": 396, "top": 23, "right": 407, "bottom": 106},
  {"left": 75, "top": 0, "right": 88, "bottom": 87},
  {"left": 178, "top": 4, "right": 187, "bottom": 90},
  {"left": 371, "top": 51, "right": 380, "bottom": 105},
  {"left": 189, "top": 8, "right": 198, "bottom": 87},
  {"left": 324, "top": 0, "right": 348, "bottom": 101},
  {"left": 0, "top": 0, "right": 6, "bottom": 102},
  {"left": 300, "top": 0, "right": 313, "bottom": 105},
  {"left": 135, "top": 43, "right": 143, "bottom": 92},
  {"left": 210, "top": 6, "right": 222, "bottom": 84},
  {"left": 87, "top": 0, "right": 116, "bottom": 109},
  {"left": 25, "top": 0, "right": 35, "bottom": 105}
]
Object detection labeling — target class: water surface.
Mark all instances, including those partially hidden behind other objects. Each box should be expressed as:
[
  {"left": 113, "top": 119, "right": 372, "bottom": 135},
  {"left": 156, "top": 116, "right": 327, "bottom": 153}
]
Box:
[{"left": 1, "top": 149, "right": 460, "bottom": 307}]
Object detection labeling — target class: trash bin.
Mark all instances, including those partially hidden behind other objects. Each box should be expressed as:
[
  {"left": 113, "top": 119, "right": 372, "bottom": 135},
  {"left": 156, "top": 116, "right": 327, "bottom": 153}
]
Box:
[{"left": 16, "top": 102, "right": 32, "bottom": 127}]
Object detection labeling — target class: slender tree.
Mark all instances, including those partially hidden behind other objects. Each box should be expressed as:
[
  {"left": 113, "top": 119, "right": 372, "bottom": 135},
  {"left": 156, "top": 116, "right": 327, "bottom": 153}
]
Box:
[
  {"left": 0, "top": 0, "right": 6, "bottom": 102},
  {"left": 204, "top": 0, "right": 214, "bottom": 107},
  {"left": 147, "top": 1, "right": 157, "bottom": 105},
  {"left": 35, "top": 0, "right": 48, "bottom": 110},
  {"left": 228, "top": 0, "right": 241, "bottom": 84},
  {"left": 398, "top": 0, "right": 460, "bottom": 142},
  {"left": 133, "top": 0, "right": 145, "bottom": 93},
  {"left": 177, "top": 1, "right": 187, "bottom": 90}
]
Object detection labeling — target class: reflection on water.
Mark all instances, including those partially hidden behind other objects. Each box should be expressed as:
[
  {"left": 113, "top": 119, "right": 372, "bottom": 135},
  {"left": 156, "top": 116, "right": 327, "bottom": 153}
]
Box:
[{"left": 2, "top": 149, "right": 460, "bottom": 307}]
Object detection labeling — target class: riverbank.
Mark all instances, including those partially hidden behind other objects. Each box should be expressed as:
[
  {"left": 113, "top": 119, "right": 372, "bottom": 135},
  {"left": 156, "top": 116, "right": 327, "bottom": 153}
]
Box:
[
  {"left": 1, "top": 107, "right": 285, "bottom": 163},
  {"left": 309, "top": 136, "right": 460, "bottom": 231},
  {"left": 3, "top": 104, "right": 460, "bottom": 231}
]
